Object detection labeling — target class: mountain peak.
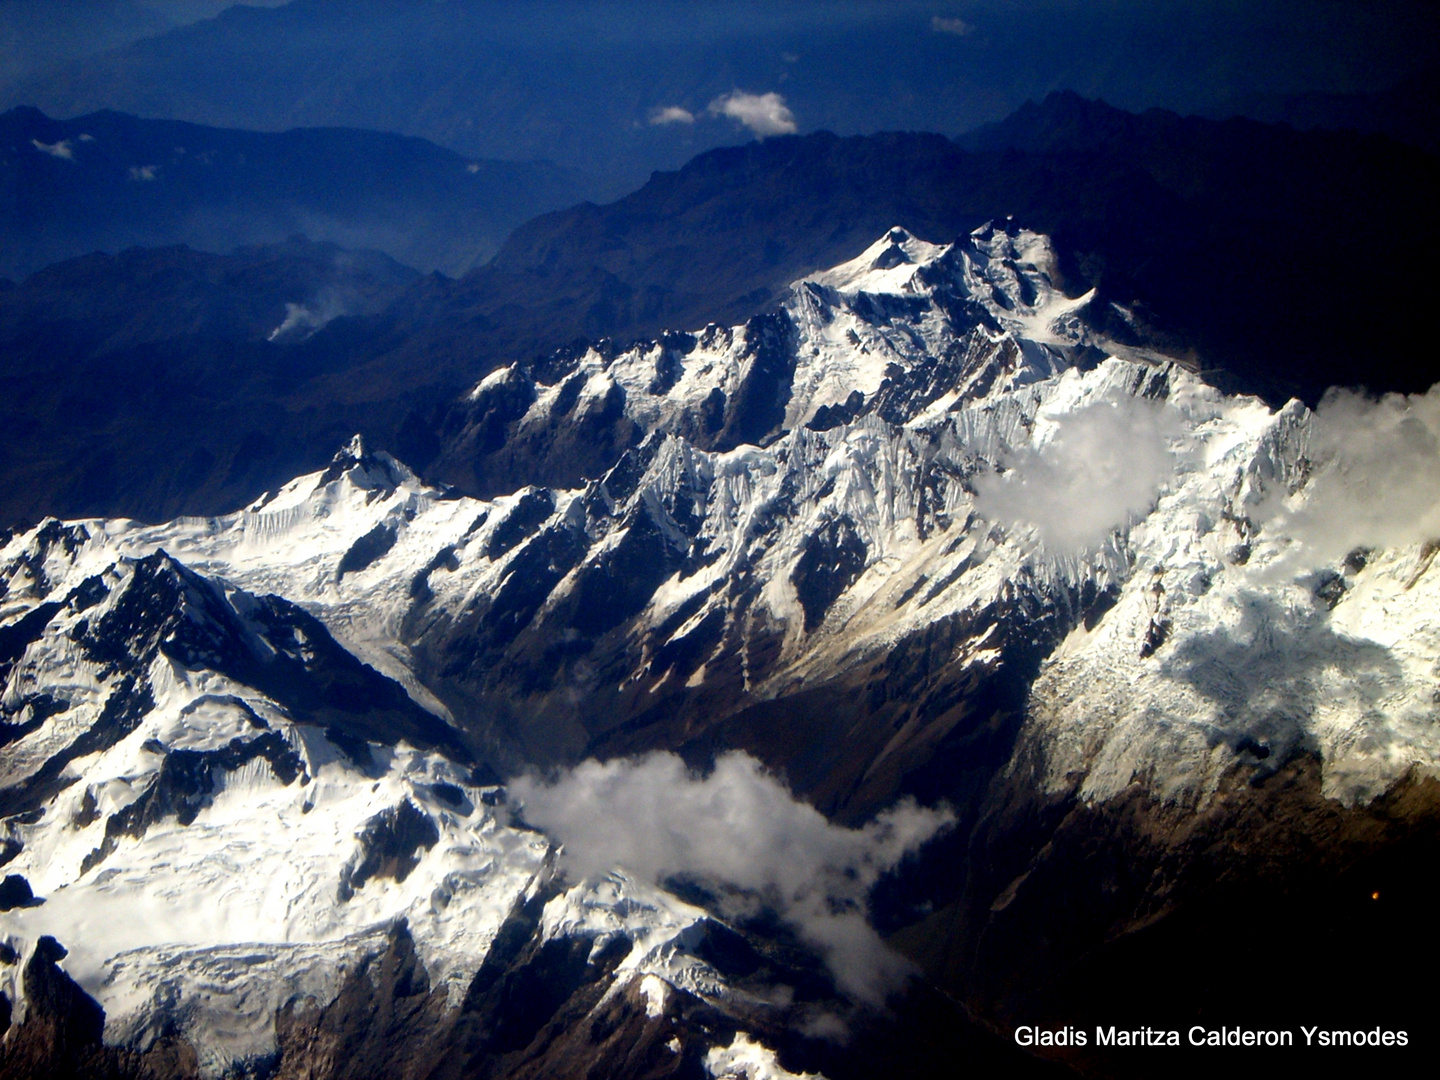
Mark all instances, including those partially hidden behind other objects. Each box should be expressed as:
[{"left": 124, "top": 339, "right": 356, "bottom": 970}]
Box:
[
  {"left": 799, "top": 225, "right": 950, "bottom": 297},
  {"left": 313, "top": 434, "right": 413, "bottom": 492},
  {"left": 341, "top": 433, "right": 369, "bottom": 461}
]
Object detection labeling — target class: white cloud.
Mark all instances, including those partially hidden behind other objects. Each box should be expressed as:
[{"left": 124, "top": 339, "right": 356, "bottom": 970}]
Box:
[
  {"left": 1266, "top": 384, "right": 1440, "bottom": 567},
  {"left": 974, "top": 395, "right": 1177, "bottom": 555},
  {"left": 128, "top": 165, "right": 158, "bottom": 181},
  {"left": 32, "top": 138, "right": 74, "bottom": 160},
  {"left": 509, "top": 751, "right": 953, "bottom": 1006},
  {"left": 706, "top": 1033, "right": 819, "bottom": 1080},
  {"left": 707, "top": 91, "right": 798, "bottom": 137},
  {"left": 649, "top": 105, "right": 696, "bottom": 126},
  {"left": 267, "top": 290, "right": 352, "bottom": 343},
  {"left": 931, "top": 15, "right": 973, "bottom": 37}
]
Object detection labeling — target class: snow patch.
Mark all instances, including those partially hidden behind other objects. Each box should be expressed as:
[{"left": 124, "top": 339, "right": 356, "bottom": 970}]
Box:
[{"left": 705, "top": 1032, "right": 826, "bottom": 1080}]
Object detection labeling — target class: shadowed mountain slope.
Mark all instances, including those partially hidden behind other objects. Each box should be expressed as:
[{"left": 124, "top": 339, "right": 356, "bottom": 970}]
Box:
[
  {"left": 1, "top": 95, "right": 1435, "bottom": 528},
  {"left": 0, "top": 106, "right": 592, "bottom": 279},
  {"left": 0, "top": 239, "right": 421, "bottom": 526}
]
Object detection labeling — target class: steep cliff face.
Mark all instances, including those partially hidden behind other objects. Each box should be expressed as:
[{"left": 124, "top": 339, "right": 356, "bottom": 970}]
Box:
[{"left": 2, "top": 223, "right": 1437, "bottom": 1076}]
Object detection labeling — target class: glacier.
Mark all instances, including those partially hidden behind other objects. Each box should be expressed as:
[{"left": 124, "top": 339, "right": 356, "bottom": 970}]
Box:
[{"left": 1, "top": 222, "right": 1437, "bottom": 1076}]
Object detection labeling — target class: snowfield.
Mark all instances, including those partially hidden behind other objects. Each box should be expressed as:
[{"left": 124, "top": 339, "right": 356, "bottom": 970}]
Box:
[{"left": 2, "top": 222, "right": 1437, "bottom": 1074}]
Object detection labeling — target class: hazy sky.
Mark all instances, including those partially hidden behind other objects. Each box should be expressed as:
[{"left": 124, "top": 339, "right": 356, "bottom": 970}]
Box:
[
  {"left": 3, "top": 1, "right": 1436, "bottom": 182},
  {"left": 0, "top": 2, "right": 288, "bottom": 81},
  {"left": 6, "top": 1, "right": 1432, "bottom": 92}
]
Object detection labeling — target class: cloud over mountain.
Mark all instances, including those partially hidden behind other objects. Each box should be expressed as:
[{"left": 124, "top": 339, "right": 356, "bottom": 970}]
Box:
[
  {"left": 974, "top": 394, "right": 1178, "bottom": 555},
  {"left": 708, "top": 90, "right": 797, "bottom": 137},
  {"left": 510, "top": 751, "right": 953, "bottom": 1005},
  {"left": 1267, "top": 384, "right": 1440, "bottom": 568}
]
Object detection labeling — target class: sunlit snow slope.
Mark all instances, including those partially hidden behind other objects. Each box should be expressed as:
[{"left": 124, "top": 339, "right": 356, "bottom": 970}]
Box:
[{"left": 2, "top": 222, "right": 1438, "bottom": 1077}]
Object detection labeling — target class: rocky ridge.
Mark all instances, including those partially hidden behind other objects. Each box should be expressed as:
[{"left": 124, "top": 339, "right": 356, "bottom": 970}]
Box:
[{"left": 1, "top": 223, "right": 1437, "bottom": 1076}]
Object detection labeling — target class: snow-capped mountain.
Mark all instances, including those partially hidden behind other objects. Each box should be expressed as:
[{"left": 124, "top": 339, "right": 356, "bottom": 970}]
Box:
[{"left": 2, "top": 222, "right": 1437, "bottom": 1077}]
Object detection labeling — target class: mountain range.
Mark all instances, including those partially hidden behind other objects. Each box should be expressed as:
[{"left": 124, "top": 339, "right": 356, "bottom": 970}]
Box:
[
  {"left": 2, "top": 219, "right": 1436, "bottom": 1078},
  {"left": 0, "top": 93, "right": 1435, "bottom": 532},
  {"left": 1204, "top": 65, "right": 1440, "bottom": 156},
  {"left": 1, "top": 67, "right": 1439, "bottom": 1077},
  {"left": 0, "top": 106, "right": 592, "bottom": 280},
  {"left": 7, "top": 0, "right": 1436, "bottom": 189}
]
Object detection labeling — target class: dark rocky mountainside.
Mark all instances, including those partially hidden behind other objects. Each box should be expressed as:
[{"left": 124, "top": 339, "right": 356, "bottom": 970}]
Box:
[
  {"left": 466, "top": 90, "right": 1437, "bottom": 408},
  {"left": 0, "top": 239, "right": 420, "bottom": 528},
  {"left": 1204, "top": 65, "right": 1440, "bottom": 156},
  {"left": 2, "top": 220, "right": 1437, "bottom": 1076},
  {"left": 0, "top": 106, "right": 592, "bottom": 280},
  {"left": 2, "top": 94, "right": 1436, "bottom": 534},
  {"left": 411, "top": 101, "right": 1440, "bottom": 413}
]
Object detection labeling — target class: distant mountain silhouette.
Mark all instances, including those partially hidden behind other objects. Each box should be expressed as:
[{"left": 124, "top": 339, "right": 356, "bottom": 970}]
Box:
[
  {"left": 1205, "top": 67, "right": 1440, "bottom": 157},
  {"left": 9, "top": 0, "right": 1435, "bottom": 193},
  {"left": 0, "top": 106, "right": 593, "bottom": 279},
  {"left": 952, "top": 91, "right": 1438, "bottom": 401},
  {"left": 385, "top": 93, "right": 1437, "bottom": 425},
  {"left": 0, "top": 239, "right": 419, "bottom": 526},
  {"left": 1, "top": 94, "right": 1435, "bottom": 527}
]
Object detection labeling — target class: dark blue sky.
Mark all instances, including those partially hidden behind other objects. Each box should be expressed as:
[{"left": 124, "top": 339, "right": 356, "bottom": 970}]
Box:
[{"left": 3, "top": 1, "right": 1436, "bottom": 185}]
